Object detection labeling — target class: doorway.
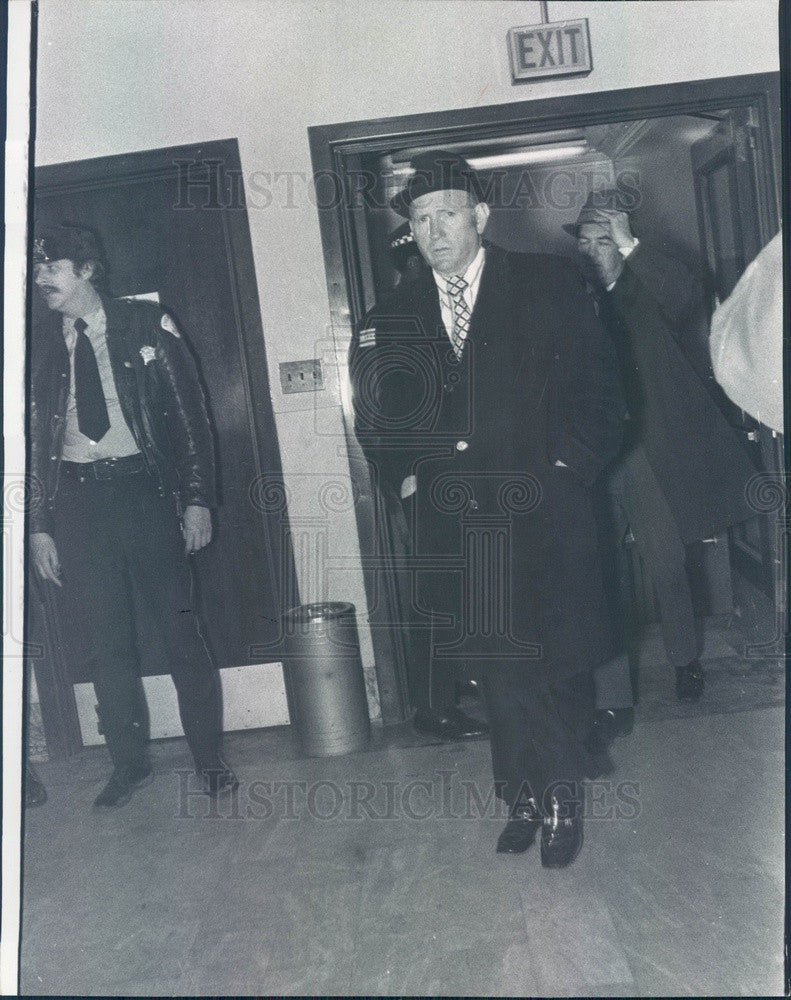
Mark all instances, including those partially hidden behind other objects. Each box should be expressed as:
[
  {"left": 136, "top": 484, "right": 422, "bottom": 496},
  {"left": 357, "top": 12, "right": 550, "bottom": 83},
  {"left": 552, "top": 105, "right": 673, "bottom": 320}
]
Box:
[{"left": 309, "top": 73, "right": 782, "bottom": 723}]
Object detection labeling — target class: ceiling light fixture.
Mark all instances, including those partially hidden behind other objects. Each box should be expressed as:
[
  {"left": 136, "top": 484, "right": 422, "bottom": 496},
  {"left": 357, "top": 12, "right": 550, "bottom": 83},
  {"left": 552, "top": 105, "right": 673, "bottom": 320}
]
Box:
[{"left": 466, "top": 143, "right": 590, "bottom": 169}]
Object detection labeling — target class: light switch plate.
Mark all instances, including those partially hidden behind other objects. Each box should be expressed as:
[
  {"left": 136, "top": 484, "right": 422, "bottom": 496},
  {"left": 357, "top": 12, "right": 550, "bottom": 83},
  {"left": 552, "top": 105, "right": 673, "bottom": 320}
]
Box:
[{"left": 279, "top": 359, "right": 324, "bottom": 393}]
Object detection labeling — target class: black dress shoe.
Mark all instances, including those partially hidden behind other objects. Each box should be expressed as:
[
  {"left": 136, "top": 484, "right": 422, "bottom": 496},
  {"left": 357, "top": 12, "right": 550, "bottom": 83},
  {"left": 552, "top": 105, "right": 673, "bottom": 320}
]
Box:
[
  {"left": 198, "top": 757, "right": 239, "bottom": 797},
  {"left": 93, "top": 762, "right": 153, "bottom": 810},
  {"left": 583, "top": 707, "right": 634, "bottom": 753},
  {"left": 412, "top": 709, "right": 463, "bottom": 741},
  {"left": 25, "top": 766, "right": 47, "bottom": 808},
  {"left": 675, "top": 660, "right": 704, "bottom": 702},
  {"left": 497, "top": 799, "right": 542, "bottom": 854},
  {"left": 413, "top": 707, "right": 488, "bottom": 741},
  {"left": 540, "top": 794, "right": 583, "bottom": 868}
]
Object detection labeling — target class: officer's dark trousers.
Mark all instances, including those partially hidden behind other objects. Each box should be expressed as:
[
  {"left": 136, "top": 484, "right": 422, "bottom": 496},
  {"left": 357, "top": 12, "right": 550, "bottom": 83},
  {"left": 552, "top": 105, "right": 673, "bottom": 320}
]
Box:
[
  {"left": 392, "top": 492, "right": 459, "bottom": 714},
  {"left": 52, "top": 464, "right": 221, "bottom": 770},
  {"left": 479, "top": 667, "right": 595, "bottom": 811},
  {"left": 406, "top": 622, "right": 458, "bottom": 714}
]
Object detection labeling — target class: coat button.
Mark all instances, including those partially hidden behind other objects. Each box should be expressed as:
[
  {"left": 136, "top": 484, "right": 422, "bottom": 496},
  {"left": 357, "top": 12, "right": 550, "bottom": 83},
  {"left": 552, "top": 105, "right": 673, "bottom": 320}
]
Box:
[
  {"left": 455, "top": 440, "right": 468, "bottom": 451},
  {"left": 50, "top": 454, "right": 57, "bottom": 461}
]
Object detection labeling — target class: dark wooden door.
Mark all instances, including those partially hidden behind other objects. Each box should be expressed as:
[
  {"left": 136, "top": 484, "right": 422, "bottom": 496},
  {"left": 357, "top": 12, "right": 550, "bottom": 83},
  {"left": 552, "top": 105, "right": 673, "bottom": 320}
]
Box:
[
  {"left": 692, "top": 110, "right": 781, "bottom": 605},
  {"left": 29, "top": 140, "right": 295, "bottom": 752},
  {"left": 692, "top": 110, "right": 765, "bottom": 302}
]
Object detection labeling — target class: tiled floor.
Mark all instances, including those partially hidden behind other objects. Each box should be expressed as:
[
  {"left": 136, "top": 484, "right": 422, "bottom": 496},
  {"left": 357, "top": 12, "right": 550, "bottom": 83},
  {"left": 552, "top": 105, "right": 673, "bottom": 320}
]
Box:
[{"left": 19, "top": 618, "right": 785, "bottom": 996}]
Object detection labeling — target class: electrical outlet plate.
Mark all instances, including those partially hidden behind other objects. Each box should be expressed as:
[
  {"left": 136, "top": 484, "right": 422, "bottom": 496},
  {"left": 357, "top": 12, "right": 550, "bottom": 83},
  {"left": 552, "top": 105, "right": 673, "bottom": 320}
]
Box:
[{"left": 279, "top": 359, "right": 324, "bottom": 394}]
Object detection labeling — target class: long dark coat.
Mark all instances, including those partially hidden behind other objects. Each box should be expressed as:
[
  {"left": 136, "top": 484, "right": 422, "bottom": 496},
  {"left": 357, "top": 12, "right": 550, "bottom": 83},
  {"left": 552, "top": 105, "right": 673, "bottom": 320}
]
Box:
[
  {"left": 350, "top": 247, "right": 624, "bottom": 681},
  {"left": 605, "top": 243, "right": 757, "bottom": 543}
]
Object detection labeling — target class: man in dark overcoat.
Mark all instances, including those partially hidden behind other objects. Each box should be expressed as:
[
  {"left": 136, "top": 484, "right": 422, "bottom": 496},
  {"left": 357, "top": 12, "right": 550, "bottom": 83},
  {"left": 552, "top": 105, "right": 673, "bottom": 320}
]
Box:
[
  {"left": 566, "top": 194, "right": 758, "bottom": 738},
  {"left": 29, "top": 223, "right": 237, "bottom": 809},
  {"left": 350, "top": 153, "right": 624, "bottom": 866}
]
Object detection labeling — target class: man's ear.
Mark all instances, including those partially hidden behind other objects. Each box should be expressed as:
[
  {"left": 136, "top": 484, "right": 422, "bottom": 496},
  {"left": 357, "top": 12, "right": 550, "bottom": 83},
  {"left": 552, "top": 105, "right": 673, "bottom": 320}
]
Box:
[
  {"left": 474, "top": 201, "right": 490, "bottom": 234},
  {"left": 77, "top": 261, "right": 95, "bottom": 281}
]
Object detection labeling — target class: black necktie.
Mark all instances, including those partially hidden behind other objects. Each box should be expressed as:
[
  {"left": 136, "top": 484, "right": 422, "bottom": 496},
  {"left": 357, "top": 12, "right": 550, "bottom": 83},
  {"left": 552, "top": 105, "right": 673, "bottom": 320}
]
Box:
[{"left": 73, "top": 318, "right": 110, "bottom": 442}]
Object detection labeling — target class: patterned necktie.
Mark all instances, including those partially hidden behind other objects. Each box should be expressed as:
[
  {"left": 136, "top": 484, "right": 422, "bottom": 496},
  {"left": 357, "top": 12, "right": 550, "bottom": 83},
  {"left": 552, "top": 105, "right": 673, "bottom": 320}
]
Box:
[
  {"left": 447, "top": 275, "right": 471, "bottom": 359},
  {"left": 73, "top": 318, "right": 110, "bottom": 442}
]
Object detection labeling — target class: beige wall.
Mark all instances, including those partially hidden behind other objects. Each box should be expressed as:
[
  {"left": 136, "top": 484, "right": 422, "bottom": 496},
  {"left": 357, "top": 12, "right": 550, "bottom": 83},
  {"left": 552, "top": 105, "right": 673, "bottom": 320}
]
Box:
[{"left": 33, "top": 0, "right": 780, "bottom": 688}]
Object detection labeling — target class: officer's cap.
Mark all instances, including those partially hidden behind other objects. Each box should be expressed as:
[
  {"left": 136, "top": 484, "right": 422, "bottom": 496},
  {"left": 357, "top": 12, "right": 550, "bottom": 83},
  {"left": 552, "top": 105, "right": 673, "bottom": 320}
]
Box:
[{"left": 32, "top": 223, "right": 106, "bottom": 266}]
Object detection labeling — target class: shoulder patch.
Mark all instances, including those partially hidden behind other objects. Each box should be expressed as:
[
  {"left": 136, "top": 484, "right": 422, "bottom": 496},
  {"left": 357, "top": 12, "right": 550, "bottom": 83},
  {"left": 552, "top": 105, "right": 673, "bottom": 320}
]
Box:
[
  {"left": 358, "top": 327, "right": 376, "bottom": 348},
  {"left": 160, "top": 313, "right": 182, "bottom": 338}
]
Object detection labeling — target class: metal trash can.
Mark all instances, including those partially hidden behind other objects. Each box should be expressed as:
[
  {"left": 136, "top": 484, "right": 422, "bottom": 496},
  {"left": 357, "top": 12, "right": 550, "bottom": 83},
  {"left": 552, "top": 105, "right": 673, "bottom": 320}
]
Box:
[{"left": 283, "top": 602, "right": 371, "bottom": 757}]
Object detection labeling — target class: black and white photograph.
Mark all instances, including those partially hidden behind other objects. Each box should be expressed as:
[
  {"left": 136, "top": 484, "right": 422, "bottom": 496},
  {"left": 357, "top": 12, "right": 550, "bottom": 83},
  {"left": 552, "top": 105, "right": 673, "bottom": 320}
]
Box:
[{"left": 2, "top": 1, "right": 786, "bottom": 996}]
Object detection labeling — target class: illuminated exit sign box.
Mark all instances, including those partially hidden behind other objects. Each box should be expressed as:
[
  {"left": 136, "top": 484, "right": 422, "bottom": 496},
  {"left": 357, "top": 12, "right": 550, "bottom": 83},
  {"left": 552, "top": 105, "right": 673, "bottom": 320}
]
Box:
[{"left": 508, "top": 19, "right": 592, "bottom": 82}]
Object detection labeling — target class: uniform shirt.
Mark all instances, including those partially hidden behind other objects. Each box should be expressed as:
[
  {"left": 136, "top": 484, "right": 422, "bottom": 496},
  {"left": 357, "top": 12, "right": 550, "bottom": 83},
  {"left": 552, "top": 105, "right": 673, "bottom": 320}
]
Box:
[{"left": 61, "top": 305, "right": 141, "bottom": 462}]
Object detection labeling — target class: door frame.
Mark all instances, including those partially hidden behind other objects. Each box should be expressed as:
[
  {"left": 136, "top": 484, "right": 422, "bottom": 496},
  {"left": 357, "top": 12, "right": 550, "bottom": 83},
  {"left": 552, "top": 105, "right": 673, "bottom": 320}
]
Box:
[
  {"left": 308, "top": 72, "right": 782, "bottom": 723},
  {"left": 28, "top": 138, "right": 297, "bottom": 757}
]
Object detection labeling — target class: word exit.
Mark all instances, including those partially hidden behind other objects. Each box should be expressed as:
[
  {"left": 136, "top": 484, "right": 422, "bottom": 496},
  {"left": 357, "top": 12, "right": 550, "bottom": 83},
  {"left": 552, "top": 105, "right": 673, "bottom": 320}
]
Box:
[{"left": 508, "top": 19, "right": 592, "bottom": 82}]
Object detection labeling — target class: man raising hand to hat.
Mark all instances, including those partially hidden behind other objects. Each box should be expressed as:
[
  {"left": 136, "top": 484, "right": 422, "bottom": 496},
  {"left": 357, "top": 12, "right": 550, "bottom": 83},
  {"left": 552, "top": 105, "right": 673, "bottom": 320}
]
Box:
[{"left": 350, "top": 153, "right": 624, "bottom": 867}]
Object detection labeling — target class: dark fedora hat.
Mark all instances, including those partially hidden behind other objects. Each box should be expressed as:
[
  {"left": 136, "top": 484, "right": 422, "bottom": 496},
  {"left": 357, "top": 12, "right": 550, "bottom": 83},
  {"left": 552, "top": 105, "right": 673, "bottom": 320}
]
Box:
[
  {"left": 390, "top": 150, "right": 485, "bottom": 218},
  {"left": 32, "top": 222, "right": 106, "bottom": 265},
  {"left": 562, "top": 188, "right": 635, "bottom": 237}
]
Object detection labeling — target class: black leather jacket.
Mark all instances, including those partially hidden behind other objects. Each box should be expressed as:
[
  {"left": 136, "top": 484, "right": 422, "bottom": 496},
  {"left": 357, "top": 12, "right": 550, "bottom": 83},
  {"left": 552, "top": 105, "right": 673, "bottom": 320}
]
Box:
[{"left": 30, "top": 295, "right": 216, "bottom": 535}]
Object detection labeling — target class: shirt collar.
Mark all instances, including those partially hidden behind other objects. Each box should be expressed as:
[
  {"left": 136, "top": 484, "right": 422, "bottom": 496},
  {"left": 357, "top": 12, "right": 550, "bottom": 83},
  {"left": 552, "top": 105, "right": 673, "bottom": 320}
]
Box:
[
  {"left": 62, "top": 304, "right": 106, "bottom": 350},
  {"left": 432, "top": 245, "right": 486, "bottom": 294},
  {"left": 62, "top": 303, "right": 105, "bottom": 338},
  {"left": 80, "top": 304, "right": 106, "bottom": 331}
]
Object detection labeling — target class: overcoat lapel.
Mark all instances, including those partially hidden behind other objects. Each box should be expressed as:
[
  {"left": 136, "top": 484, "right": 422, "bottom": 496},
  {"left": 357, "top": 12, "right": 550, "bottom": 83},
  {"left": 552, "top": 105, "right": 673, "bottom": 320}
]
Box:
[
  {"left": 409, "top": 271, "right": 444, "bottom": 341},
  {"left": 468, "top": 248, "right": 549, "bottom": 408},
  {"left": 467, "top": 248, "right": 514, "bottom": 345}
]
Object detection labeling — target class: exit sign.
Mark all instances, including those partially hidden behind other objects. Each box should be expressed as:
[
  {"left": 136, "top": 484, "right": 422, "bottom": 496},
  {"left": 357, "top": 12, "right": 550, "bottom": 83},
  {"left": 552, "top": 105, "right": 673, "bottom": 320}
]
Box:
[{"left": 508, "top": 19, "right": 592, "bottom": 82}]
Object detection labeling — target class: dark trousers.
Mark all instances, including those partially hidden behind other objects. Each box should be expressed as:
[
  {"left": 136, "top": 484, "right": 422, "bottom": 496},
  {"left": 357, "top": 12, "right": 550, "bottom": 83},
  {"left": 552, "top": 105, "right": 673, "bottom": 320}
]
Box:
[
  {"left": 479, "top": 668, "right": 595, "bottom": 810},
  {"left": 53, "top": 465, "right": 221, "bottom": 770},
  {"left": 406, "top": 621, "right": 459, "bottom": 714}
]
